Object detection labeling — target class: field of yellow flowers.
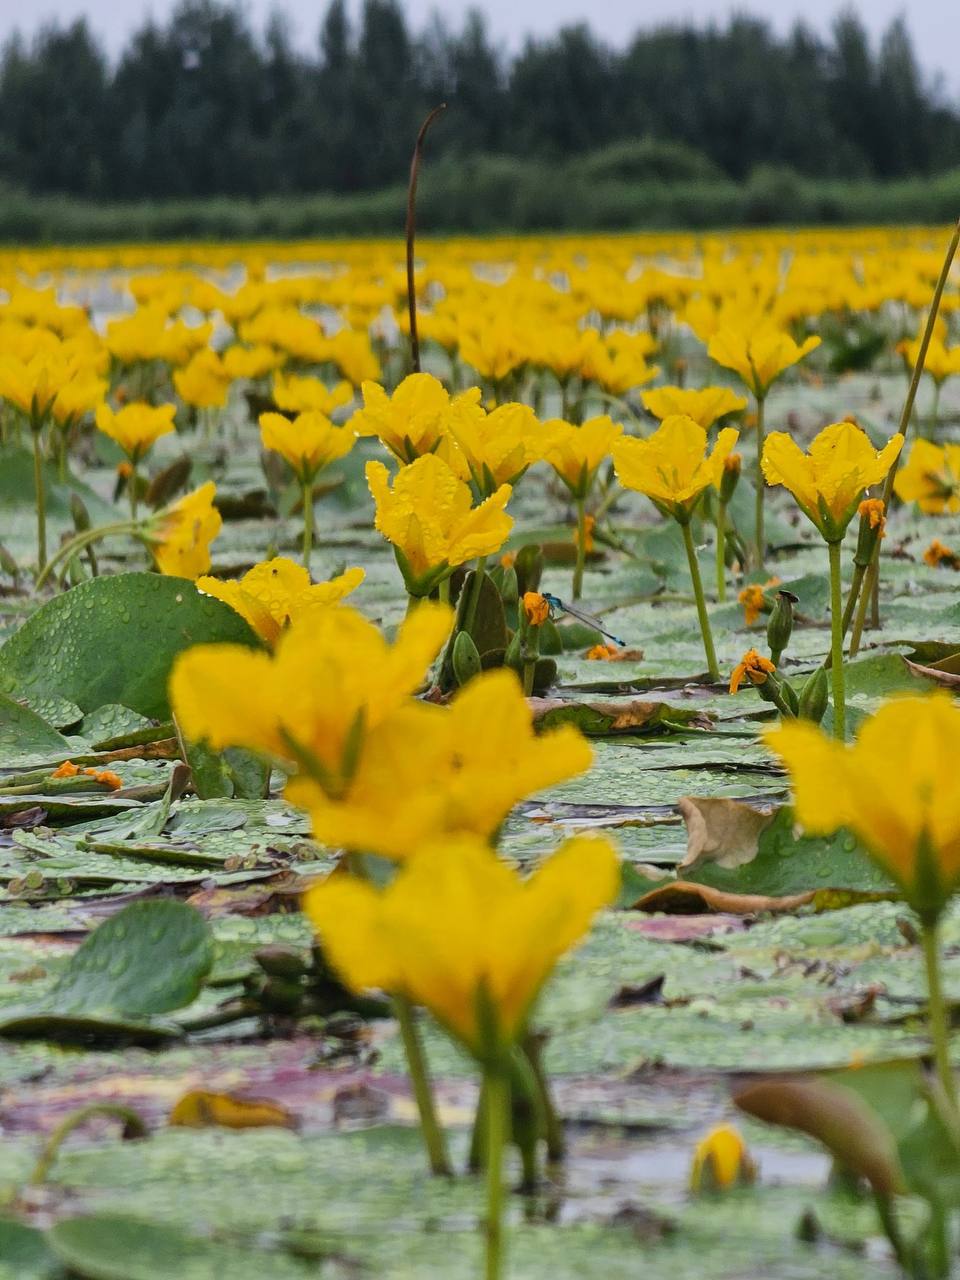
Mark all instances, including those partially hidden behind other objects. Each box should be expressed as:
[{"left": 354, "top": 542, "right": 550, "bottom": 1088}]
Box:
[{"left": 2, "top": 222, "right": 960, "bottom": 1278}]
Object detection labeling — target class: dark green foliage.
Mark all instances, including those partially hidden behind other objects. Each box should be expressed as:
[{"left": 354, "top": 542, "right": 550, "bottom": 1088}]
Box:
[{"left": 0, "top": 3, "right": 957, "bottom": 209}]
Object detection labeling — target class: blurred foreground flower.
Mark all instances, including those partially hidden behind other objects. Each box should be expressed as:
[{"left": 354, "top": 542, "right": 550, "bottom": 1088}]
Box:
[{"left": 766, "top": 695, "right": 960, "bottom": 1118}]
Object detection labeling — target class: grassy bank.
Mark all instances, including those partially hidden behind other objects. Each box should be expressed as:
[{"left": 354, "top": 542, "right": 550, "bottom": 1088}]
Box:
[{"left": 5, "top": 159, "right": 960, "bottom": 243}]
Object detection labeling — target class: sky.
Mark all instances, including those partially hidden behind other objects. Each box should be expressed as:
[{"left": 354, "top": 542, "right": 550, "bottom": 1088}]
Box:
[{"left": 0, "top": 0, "right": 956, "bottom": 93}]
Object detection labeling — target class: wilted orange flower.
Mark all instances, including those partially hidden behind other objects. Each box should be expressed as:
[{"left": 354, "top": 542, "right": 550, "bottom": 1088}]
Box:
[
  {"left": 729, "top": 649, "right": 776, "bottom": 693},
  {"left": 523, "top": 592, "right": 550, "bottom": 626},
  {"left": 858, "top": 498, "right": 885, "bottom": 531},
  {"left": 586, "top": 643, "right": 619, "bottom": 660},
  {"left": 924, "top": 538, "right": 960, "bottom": 569}
]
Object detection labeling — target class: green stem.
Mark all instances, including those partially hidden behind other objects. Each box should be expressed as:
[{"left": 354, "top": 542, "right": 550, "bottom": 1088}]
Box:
[
  {"left": 931, "top": 379, "right": 942, "bottom": 439},
  {"left": 715, "top": 500, "right": 727, "bottom": 602},
  {"left": 921, "top": 918, "right": 959, "bottom": 1122},
  {"left": 32, "top": 428, "right": 47, "bottom": 575},
  {"left": 827, "top": 540, "right": 846, "bottom": 741},
  {"left": 840, "top": 562, "right": 865, "bottom": 642},
  {"left": 29, "top": 1104, "right": 147, "bottom": 1186},
  {"left": 437, "top": 576, "right": 451, "bottom": 605},
  {"left": 522, "top": 660, "right": 535, "bottom": 697},
  {"left": 129, "top": 462, "right": 139, "bottom": 523},
  {"left": 302, "top": 479, "right": 313, "bottom": 572},
  {"left": 754, "top": 393, "right": 766, "bottom": 570},
  {"left": 394, "top": 994, "right": 452, "bottom": 1177},
  {"left": 855, "top": 218, "right": 960, "bottom": 651},
  {"left": 523, "top": 1033, "right": 565, "bottom": 1164},
  {"left": 681, "top": 521, "right": 719, "bottom": 681},
  {"left": 572, "top": 496, "right": 587, "bottom": 600},
  {"left": 484, "top": 1070, "right": 508, "bottom": 1280},
  {"left": 847, "top": 547, "right": 874, "bottom": 659},
  {"left": 34, "top": 520, "right": 140, "bottom": 591}
]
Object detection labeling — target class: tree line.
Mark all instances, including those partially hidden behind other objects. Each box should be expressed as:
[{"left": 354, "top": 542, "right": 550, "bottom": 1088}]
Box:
[{"left": 1, "top": 0, "right": 958, "bottom": 202}]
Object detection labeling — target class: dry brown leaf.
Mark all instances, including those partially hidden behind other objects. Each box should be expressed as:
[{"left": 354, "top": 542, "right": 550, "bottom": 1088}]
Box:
[
  {"left": 904, "top": 657, "right": 960, "bottom": 688},
  {"left": 678, "top": 796, "right": 776, "bottom": 872},
  {"left": 628, "top": 880, "right": 813, "bottom": 915},
  {"left": 734, "top": 1077, "right": 904, "bottom": 1197}
]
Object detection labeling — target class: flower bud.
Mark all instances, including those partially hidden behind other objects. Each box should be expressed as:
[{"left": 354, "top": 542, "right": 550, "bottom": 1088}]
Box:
[
  {"left": 720, "top": 452, "right": 742, "bottom": 504},
  {"left": 798, "top": 666, "right": 829, "bottom": 723},
  {"left": 854, "top": 499, "right": 886, "bottom": 567},
  {"left": 514, "top": 544, "right": 544, "bottom": 596},
  {"left": 766, "top": 589, "right": 798, "bottom": 664},
  {"left": 452, "top": 630, "right": 483, "bottom": 687},
  {"left": 499, "top": 565, "right": 519, "bottom": 606},
  {"left": 690, "top": 1125, "right": 757, "bottom": 1194}
]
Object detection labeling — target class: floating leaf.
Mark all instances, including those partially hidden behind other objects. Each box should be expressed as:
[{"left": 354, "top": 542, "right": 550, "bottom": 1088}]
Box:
[
  {"left": 0, "top": 573, "right": 261, "bottom": 720},
  {"left": 0, "top": 899, "right": 213, "bottom": 1042},
  {"left": 0, "top": 692, "right": 75, "bottom": 768},
  {"left": 529, "top": 698, "right": 713, "bottom": 736},
  {"left": 48, "top": 1214, "right": 321, "bottom": 1280}
]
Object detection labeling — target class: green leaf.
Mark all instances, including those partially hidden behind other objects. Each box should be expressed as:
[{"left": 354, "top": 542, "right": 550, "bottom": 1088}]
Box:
[
  {"left": 183, "top": 738, "right": 270, "bottom": 800},
  {"left": 687, "top": 807, "right": 895, "bottom": 898},
  {"left": 0, "top": 573, "right": 261, "bottom": 720},
  {"left": 48, "top": 1214, "right": 321, "bottom": 1280},
  {"left": 0, "top": 692, "right": 75, "bottom": 767},
  {"left": 0, "top": 899, "right": 213, "bottom": 1043},
  {"left": 0, "top": 1218, "right": 60, "bottom": 1279},
  {"left": 843, "top": 653, "right": 933, "bottom": 700}
]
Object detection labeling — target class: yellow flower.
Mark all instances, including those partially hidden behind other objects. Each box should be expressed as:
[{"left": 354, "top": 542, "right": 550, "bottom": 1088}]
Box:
[
  {"left": 738, "top": 584, "right": 766, "bottom": 626},
  {"left": 761, "top": 421, "right": 903, "bottom": 540},
  {"left": 894, "top": 439, "right": 960, "bottom": 514},
  {"left": 542, "top": 415, "right": 624, "bottom": 498},
  {"left": 51, "top": 376, "right": 108, "bottom": 426},
  {"left": 729, "top": 649, "right": 775, "bottom": 693},
  {"left": 707, "top": 326, "right": 821, "bottom": 397},
  {"left": 196, "top": 558, "right": 364, "bottom": 646},
  {"left": 690, "top": 1126, "right": 757, "bottom": 1193},
  {"left": 351, "top": 373, "right": 470, "bottom": 463},
  {"left": 366, "top": 454, "right": 513, "bottom": 596},
  {"left": 150, "top": 481, "right": 222, "bottom": 578},
  {"left": 272, "top": 372, "right": 353, "bottom": 417},
  {"left": 259, "top": 411, "right": 354, "bottom": 483},
  {"left": 173, "top": 349, "right": 230, "bottom": 408},
  {"left": 221, "top": 345, "right": 284, "bottom": 381},
  {"left": 642, "top": 385, "right": 747, "bottom": 428},
  {"left": 303, "top": 833, "right": 619, "bottom": 1055},
  {"left": 613, "top": 416, "right": 740, "bottom": 521},
  {"left": 95, "top": 401, "right": 176, "bottom": 462},
  {"left": 169, "top": 602, "right": 453, "bottom": 786},
  {"left": 447, "top": 399, "right": 544, "bottom": 493},
  {"left": 765, "top": 696, "right": 960, "bottom": 913},
  {"left": 0, "top": 353, "right": 61, "bottom": 421},
  {"left": 290, "top": 668, "right": 593, "bottom": 858}
]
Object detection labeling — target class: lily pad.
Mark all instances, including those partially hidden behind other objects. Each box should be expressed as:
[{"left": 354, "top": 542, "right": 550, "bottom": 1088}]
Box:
[
  {"left": 0, "top": 693, "right": 75, "bottom": 769},
  {"left": 48, "top": 1214, "right": 323, "bottom": 1280},
  {"left": 0, "top": 899, "right": 214, "bottom": 1042},
  {"left": 0, "top": 574, "right": 261, "bottom": 720}
]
